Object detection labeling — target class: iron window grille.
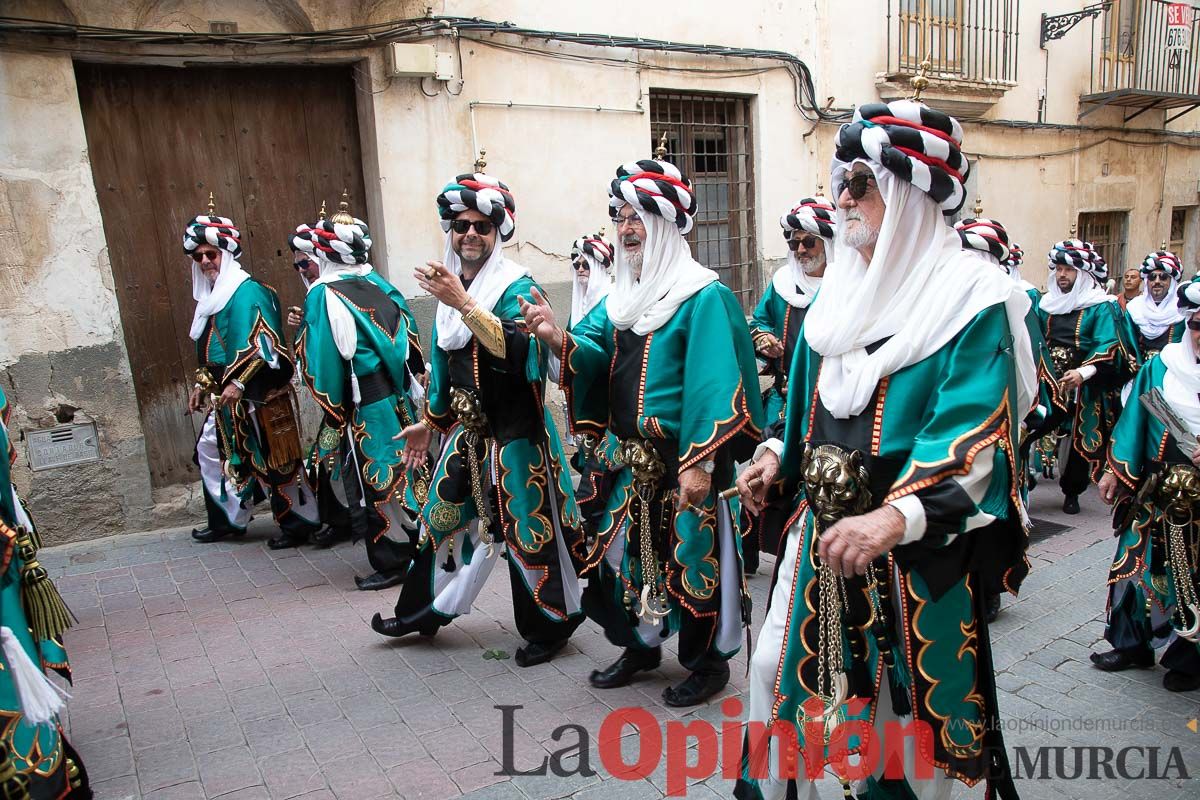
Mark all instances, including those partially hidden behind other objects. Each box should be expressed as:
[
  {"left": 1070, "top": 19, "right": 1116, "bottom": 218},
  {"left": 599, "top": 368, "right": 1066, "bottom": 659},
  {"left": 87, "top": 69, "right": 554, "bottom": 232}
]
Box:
[
  {"left": 886, "top": 0, "right": 1021, "bottom": 85},
  {"left": 649, "top": 91, "right": 758, "bottom": 310},
  {"left": 1078, "top": 210, "right": 1130, "bottom": 277}
]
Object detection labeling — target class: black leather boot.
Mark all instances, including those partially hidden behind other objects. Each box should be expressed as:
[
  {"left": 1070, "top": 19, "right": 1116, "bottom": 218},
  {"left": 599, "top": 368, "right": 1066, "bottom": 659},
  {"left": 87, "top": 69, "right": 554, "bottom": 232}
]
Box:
[
  {"left": 370, "top": 612, "right": 440, "bottom": 639},
  {"left": 1090, "top": 646, "right": 1155, "bottom": 672},
  {"left": 515, "top": 639, "right": 568, "bottom": 668},
  {"left": 355, "top": 570, "right": 407, "bottom": 592},
  {"left": 588, "top": 647, "right": 662, "bottom": 689},
  {"left": 1062, "top": 494, "right": 1080, "bottom": 514},
  {"left": 662, "top": 661, "right": 730, "bottom": 707},
  {"left": 191, "top": 526, "right": 245, "bottom": 543}
]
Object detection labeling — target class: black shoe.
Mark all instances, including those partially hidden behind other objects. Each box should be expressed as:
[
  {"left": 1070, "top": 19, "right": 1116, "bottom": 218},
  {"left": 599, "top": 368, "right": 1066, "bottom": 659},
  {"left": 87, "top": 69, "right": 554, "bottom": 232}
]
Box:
[
  {"left": 355, "top": 570, "right": 407, "bottom": 592},
  {"left": 191, "top": 526, "right": 245, "bottom": 543},
  {"left": 267, "top": 533, "right": 307, "bottom": 550},
  {"left": 1062, "top": 494, "right": 1080, "bottom": 515},
  {"left": 588, "top": 647, "right": 662, "bottom": 689},
  {"left": 311, "top": 525, "right": 347, "bottom": 549},
  {"left": 1163, "top": 670, "right": 1200, "bottom": 692},
  {"left": 985, "top": 593, "right": 1002, "bottom": 624},
  {"left": 1090, "top": 647, "right": 1155, "bottom": 672},
  {"left": 370, "top": 612, "right": 440, "bottom": 639},
  {"left": 662, "top": 662, "right": 731, "bottom": 707},
  {"left": 515, "top": 639, "right": 568, "bottom": 668},
  {"left": 1027, "top": 471, "right": 1038, "bottom": 491}
]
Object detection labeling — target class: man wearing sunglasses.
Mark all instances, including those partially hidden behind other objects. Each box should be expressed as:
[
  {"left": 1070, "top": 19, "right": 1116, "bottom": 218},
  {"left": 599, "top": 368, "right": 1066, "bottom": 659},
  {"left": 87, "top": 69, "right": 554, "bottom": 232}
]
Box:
[
  {"left": 522, "top": 156, "right": 763, "bottom": 708},
  {"left": 183, "top": 203, "right": 320, "bottom": 548},
  {"left": 1029, "top": 240, "right": 1139, "bottom": 515},
  {"left": 1093, "top": 280, "right": 1200, "bottom": 692},
  {"left": 289, "top": 209, "right": 427, "bottom": 591},
  {"left": 1124, "top": 250, "right": 1186, "bottom": 366},
  {"left": 735, "top": 99, "right": 1036, "bottom": 799},
  {"left": 371, "top": 171, "right": 585, "bottom": 670},
  {"left": 743, "top": 197, "right": 837, "bottom": 575}
]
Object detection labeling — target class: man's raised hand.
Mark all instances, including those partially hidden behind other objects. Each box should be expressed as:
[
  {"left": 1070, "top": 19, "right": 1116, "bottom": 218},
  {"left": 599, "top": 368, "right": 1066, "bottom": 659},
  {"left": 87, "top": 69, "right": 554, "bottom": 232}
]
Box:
[{"left": 518, "top": 287, "right": 563, "bottom": 348}]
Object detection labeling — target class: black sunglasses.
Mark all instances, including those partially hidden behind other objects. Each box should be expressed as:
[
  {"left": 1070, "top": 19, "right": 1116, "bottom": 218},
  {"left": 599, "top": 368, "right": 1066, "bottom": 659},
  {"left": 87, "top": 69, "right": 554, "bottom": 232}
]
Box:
[
  {"left": 836, "top": 173, "right": 876, "bottom": 201},
  {"left": 1188, "top": 318, "right": 1200, "bottom": 331},
  {"left": 190, "top": 250, "right": 221, "bottom": 263},
  {"left": 572, "top": 259, "right": 590, "bottom": 271},
  {"left": 293, "top": 258, "right": 311, "bottom": 271},
  {"left": 788, "top": 235, "right": 819, "bottom": 251},
  {"left": 450, "top": 219, "right": 495, "bottom": 236},
  {"left": 1146, "top": 271, "right": 1172, "bottom": 282}
]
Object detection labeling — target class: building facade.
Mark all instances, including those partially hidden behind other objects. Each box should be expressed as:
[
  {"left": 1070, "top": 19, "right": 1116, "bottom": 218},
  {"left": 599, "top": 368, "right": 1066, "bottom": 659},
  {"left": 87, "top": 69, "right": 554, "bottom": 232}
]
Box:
[{"left": 3, "top": 0, "right": 1200, "bottom": 541}]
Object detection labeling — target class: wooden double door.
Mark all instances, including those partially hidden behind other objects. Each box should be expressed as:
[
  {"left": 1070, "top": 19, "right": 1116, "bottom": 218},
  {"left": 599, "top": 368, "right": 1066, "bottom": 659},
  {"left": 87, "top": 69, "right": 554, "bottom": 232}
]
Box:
[{"left": 77, "top": 63, "right": 368, "bottom": 487}]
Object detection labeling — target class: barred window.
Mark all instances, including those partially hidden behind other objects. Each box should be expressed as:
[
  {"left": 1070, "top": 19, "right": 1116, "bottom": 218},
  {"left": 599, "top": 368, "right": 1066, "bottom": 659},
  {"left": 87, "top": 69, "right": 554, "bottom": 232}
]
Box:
[
  {"left": 887, "top": 0, "right": 1018, "bottom": 84},
  {"left": 649, "top": 91, "right": 757, "bottom": 310},
  {"left": 1078, "top": 211, "right": 1130, "bottom": 277}
]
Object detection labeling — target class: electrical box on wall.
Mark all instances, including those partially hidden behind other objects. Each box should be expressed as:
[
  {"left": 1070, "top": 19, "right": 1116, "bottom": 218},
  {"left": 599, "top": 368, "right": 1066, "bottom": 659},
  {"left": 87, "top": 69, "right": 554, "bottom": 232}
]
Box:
[{"left": 386, "top": 43, "right": 455, "bottom": 81}]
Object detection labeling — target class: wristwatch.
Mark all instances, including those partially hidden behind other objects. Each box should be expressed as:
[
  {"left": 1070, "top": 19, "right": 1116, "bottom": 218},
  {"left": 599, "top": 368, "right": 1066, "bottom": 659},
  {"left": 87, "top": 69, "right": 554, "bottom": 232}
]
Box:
[{"left": 699, "top": 460, "right": 715, "bottom": 475}]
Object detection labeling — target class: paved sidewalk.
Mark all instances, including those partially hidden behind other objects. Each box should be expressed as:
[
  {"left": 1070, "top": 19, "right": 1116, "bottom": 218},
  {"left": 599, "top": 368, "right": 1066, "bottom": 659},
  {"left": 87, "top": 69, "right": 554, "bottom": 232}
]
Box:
[{"left": 43, "top": 484, "right": 1198, "bottom": 800}]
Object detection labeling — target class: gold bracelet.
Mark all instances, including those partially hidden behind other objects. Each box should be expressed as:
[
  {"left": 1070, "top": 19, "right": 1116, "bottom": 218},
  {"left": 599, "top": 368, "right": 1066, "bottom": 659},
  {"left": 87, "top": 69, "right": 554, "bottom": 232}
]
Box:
[
  {"left": 463, "top": 305, "right": 507, "bottom": 359},
  {"left": 238, "top": 357, "right": 266, "bottom": 385}
]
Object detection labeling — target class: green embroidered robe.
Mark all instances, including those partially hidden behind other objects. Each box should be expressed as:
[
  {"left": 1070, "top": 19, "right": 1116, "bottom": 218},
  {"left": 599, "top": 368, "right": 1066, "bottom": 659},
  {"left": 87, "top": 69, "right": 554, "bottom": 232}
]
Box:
[
  {"left": 750, "top": 283, "right": 808, "bottom": 426},
  {"left": 1105, "top": 357, "right": 1200, "bottom": 647},
  {"left": 0, "top": 386, "right": 79, "bottom": 796},
  {"left": 294, "top": 272, "right": 424, "bottom": 510},
  {"left": 743, "top": 303, "right": 1027, "bottom": 792},
  {"left": 421, "top": 276, "right": 582, "bottom": 623},
  {"left": 1034, "top": 298, "right": 1138, "bottom": 481},
  {"left": 559, "top": 283, "right": 764, "bottom": 625},
  {"left": 196, "top": 279, "right": 293, "bottom": 489}
]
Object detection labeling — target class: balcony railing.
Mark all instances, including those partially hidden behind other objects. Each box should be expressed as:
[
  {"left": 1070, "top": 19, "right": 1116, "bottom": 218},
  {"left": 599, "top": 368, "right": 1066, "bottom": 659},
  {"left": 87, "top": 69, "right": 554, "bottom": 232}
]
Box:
[
  {"left": 884, "top": 0, "right": 1021, "bottom": 86},
  {"left": 1083, "top": 0, "right": 1200, "bottom": 122}
]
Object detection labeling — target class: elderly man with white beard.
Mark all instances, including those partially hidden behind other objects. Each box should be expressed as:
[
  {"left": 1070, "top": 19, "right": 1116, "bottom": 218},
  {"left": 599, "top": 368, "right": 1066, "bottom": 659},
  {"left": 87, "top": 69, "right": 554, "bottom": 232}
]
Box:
[
  {"left": 733, "top": 98, "right": 1036, "bottom": 800},
  {"left": 743, "top": 197, "right": 837, "bottom": 573},
  {"left": 521, "top": 155, "right": 764, "bottom": 707}
]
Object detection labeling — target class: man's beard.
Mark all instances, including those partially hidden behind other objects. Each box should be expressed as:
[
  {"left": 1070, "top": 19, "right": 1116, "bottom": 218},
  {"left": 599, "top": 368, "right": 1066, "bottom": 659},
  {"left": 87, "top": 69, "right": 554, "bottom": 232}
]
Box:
[
  {"left": 842, "top": 213, "right": 879, "bottom": 251},
  {"left": 456, "top": 237, "right": 492, "bottom": 269},
  {"left": 623, "top": 233, "right": 644, "bottom": 280},
  {"left": 797, "top": 252, "right": 826, "bottom": 275}
]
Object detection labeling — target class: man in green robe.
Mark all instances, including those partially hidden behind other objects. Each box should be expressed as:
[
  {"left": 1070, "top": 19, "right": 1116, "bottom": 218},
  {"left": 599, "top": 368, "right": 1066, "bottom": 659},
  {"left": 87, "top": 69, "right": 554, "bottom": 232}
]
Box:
[
  {"left": 287, "top": 248, "right": 352, "bottom": 550},
  {"left": 745, "top": 197, "right": 836, "bottom": 574},
  {"left": 1027, "top": 240, "right": 1137, "bottom": 514},
  {"left": 954, "top": 217, "right": 1059, "bottom": 622},
  {"left": 370, "top": 171, "right": 585, "bottom": 669},
  {"left": 1092, "top": 282, "right": 1200, "bottom": 691},
  {"left": 292, "top": 200, "right": 427, "bottom": 592},
  {"left": 734, "top": 99, "right": 1036, "bottom": 799},
  {"left": 522, "top": 155, "right": 764, "bottom": 706},
  {"left": 183, "top": 203, "right": 321, "bottom": 547},
  {"left": 0, "top": 385, "right": 91, "bottom": 797},
  {"left": 1123, "top": 250, "right": 1185, "bottom": 369}
]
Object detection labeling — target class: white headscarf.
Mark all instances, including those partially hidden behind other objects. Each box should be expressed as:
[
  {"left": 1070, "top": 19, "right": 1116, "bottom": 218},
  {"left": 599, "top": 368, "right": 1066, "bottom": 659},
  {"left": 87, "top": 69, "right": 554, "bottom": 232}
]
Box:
[
  {"left": 189, "top": 250, "right": 250, "bottom": 341},
  {"left": 1159, "top": 314, "right": 1200, "bottom": 434},
  {"left": 771, "top": 239, "right": 828, "bottom": 309},
  {"left": 802, "top": 159, "right": 1035, "bottom": 419},
  {"left": 434, "top": 233, "right": 529, "bottom": 352},
  {"left": 1038, "top": 266, "right": 1114, "bottom": 315},
  {"left": 605, "top": 211, "right": 718, "bottom": 334},
  {"left": 1126, "top": 279, "right": 1183, "bottom": 340},
  {"left": 570, "top": 254, "right": 612, "bottom": 328}
]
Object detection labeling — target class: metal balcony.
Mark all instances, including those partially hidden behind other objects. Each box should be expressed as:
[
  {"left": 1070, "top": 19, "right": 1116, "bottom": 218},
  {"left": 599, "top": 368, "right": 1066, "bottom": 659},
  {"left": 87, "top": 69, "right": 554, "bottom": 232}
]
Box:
[{"left": 1081, "top": 0, "right": 1200, "bottom": 123}]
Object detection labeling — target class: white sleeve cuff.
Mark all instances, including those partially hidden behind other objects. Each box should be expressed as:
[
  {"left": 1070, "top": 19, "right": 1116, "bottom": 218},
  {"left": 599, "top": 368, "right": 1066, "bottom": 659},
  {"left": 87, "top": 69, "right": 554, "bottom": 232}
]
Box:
[
  {"left": 1077, "top": 364, "right": 1097, "bottom": 382},
  {"left": 753, "top": 438, "right": 785, "bottom": 463},
  {"left": 231, "top": 379, "right": 245, "bottom": 391},
  {"left": 889, "top": 495, "right": 927, "bottom": 544}
]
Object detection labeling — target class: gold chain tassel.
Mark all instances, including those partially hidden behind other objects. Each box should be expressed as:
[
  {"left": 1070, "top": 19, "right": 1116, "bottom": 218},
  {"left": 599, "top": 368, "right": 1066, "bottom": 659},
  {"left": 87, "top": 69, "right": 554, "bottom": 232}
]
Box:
[
  {"left": 16, "top": 528, "right": 75, "bottom": 643},
  {"left": 0, "top": 743, "right": 29, "bottom": 800}
]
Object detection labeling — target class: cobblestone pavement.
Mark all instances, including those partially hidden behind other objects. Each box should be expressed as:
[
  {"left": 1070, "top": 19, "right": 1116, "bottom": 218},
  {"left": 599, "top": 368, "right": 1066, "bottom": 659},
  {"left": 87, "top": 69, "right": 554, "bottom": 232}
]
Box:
[{"left": 43, "top": 484, "right": 1198, "bottom": 800}]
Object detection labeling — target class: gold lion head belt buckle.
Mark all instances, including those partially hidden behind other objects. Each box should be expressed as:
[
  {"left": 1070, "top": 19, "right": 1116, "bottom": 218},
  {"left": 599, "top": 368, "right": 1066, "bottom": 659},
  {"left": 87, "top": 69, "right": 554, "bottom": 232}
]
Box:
[
  {"left": 800, "top": 442, "right": 873, "bottom": 529},
  {"left": 618, "top": 438, "right": 667, "bottom": 501},
  {"left": 449, "top": 387, "right": 490, "bottom": 438},
  {"left": 1049, "top": 345, "right": 1080, "bottom": 376}
]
